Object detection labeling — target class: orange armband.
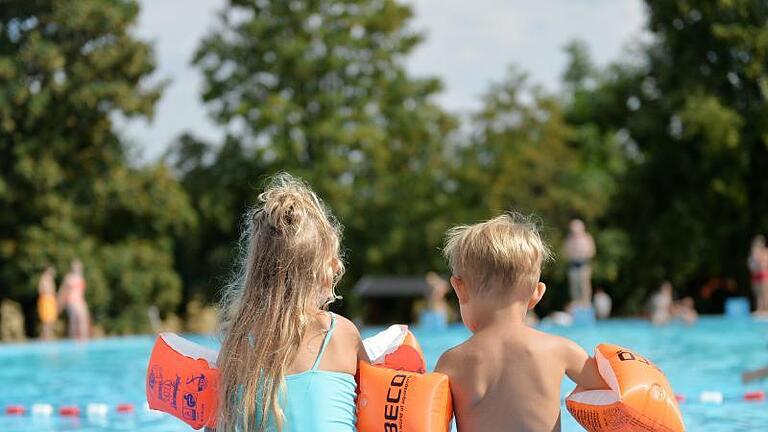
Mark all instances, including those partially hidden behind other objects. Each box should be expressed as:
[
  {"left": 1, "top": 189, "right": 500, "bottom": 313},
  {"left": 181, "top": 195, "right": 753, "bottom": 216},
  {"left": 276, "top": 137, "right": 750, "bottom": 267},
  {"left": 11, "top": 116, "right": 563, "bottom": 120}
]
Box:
[
  {"left": 356, "top": 361, "right": 452, "bottom": 432},
  {"left": 146, "top": 325, "right": 454, "bottom": 431},
  {"left": 357, "top": 325, "right": 452, "bottom": 432},
  {"left": 566, "top": 344, "right": 685, "bottom": 432},
  {"left": 146, "top": 333, "right": 219, "bottom": 429}
]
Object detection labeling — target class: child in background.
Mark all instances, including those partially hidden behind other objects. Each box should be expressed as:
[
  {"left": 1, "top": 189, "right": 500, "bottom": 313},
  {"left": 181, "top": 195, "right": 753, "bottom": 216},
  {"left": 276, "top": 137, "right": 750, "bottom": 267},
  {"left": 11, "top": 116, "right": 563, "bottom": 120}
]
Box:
[
  {"left": 593, "top": 287, "right": 612, "bottom": 320},
  {"left": 37, "top": 266, "right": 58, "bottom": 340},
  {"left": 215, "top": 174, "right": 367, "bottom": 432},
  {"left": 435, "top": 213, "right": 607, "bottom": 431}
]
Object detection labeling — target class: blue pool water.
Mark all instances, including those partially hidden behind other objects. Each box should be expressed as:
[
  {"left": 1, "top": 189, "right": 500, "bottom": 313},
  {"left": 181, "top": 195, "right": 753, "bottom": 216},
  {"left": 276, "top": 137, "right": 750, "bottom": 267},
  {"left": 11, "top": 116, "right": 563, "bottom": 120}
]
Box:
[{"left": 1, "top": 317, "right": 767, "bottom": 431}]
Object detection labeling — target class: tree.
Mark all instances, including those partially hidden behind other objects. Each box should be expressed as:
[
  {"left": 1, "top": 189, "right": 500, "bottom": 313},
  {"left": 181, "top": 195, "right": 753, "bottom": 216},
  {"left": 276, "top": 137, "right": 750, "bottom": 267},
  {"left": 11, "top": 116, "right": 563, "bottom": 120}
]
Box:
[
  {"left": 454, "top": 66, "right": 627, "bottom": 310},
  {"left": 177, "top": 0, "right": 456, "bottom": 308},
  {"left": 567, "top": 1, "right": 768, "bottom": 310},
  {"left": 0, "top": 0, "right": 194, "bottom": 333}
]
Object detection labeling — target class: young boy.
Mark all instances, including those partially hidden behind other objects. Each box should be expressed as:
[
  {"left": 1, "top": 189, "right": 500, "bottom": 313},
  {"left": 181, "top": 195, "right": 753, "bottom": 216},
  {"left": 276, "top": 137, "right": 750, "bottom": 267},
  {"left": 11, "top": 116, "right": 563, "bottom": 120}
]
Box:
[{"left": 435, "top": 214, "right": 607, "bottom": 431}]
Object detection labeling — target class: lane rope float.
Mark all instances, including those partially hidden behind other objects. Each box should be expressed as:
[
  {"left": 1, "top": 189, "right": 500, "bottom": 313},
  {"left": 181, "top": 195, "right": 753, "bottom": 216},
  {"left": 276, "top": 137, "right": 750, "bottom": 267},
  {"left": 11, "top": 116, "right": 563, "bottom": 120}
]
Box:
[{"left": 2, "top": 403, "right": 138, "bottom": 418}]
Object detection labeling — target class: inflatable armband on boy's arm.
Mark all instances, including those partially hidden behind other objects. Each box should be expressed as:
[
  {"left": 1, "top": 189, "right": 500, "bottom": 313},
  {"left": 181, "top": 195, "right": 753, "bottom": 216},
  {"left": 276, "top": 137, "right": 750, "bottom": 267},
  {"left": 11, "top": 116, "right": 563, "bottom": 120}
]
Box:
[
  {"left": 146, "top": 325, "right": 453, "bottom": 432},
  {"left": 357, "top": 325, "right": 452, "bottom": 432},
  {"left": 146, "top": 333, "right": 220, "bottom": 430},
  {"left": 566, "top": 344, "right": 685, "bottom": 432}
]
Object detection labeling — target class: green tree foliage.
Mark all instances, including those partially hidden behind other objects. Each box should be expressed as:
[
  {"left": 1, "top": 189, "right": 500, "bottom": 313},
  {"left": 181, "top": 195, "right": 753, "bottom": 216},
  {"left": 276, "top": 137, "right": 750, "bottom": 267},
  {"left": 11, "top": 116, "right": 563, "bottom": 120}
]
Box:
[
  {"left": 565, "top": 1, "right": 768, "bottom": 310},
  {"left": 0, "top": 0, "right": 194, "bottom": 333},
  {"left": 173, "top": 0, "right": 457, "bottom": 308},
  {"left": 6, "top": 0, "right": 767, "bottom": 328},
  {"left": 167, "top": 134, "right": 266, "bottom": 303},
  {"left": 454, "top": 66, "right": 627, "bottom": 310}
]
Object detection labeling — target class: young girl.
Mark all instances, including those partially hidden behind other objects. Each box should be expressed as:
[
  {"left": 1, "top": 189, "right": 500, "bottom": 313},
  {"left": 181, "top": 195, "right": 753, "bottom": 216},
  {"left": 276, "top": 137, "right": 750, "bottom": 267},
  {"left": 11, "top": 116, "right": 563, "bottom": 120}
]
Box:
[
  {"left": 58, "top": 259, "right": 90, "bottom": 340},
  {"left": 749, "top": 235, "right": 768, "bottom": 314},
  {"left": 216, "top": 174, "right": 366, "bottom": 432}
]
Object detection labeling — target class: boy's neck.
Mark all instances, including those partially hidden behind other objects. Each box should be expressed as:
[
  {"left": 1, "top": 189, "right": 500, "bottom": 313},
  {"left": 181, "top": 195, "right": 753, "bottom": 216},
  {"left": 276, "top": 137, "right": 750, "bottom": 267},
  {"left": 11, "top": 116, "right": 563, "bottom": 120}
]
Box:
[{"left": 470, "top": 298, "right": 530, "bottom": 332}]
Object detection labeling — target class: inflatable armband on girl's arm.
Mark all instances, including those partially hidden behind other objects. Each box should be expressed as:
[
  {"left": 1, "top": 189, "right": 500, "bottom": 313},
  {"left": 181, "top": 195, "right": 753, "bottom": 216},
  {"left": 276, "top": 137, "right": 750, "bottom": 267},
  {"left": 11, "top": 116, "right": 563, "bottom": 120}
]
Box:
[
  {"left": 146, "top": 333, "right": 219, "bottom": 430},
  {"left": 362, "top": 324, "right": 426, "bottom": 373},
  {"left": 566, "top": 344, "right": 685, "bottom": 432},
  {"left": 145, "top": 325, "right": 453, "bottom": 432},
  {"left": 357, "top": 325, "right": 452, "bottom": 432}
]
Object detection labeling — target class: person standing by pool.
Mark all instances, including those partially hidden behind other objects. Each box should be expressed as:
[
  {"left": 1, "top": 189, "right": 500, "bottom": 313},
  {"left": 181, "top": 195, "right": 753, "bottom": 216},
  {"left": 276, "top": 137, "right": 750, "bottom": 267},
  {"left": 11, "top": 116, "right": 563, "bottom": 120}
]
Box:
[
  {"left": 564, "top": 218, "right": 596, "bottom": 306},
  {"left": 215, "top": 174, "right": 366, "bottom": 432},
  {"left": 58, "top": 259, "right": 90, "bottom": 340},
  {"left": 37, "top": 265, "right": 58, "bottom": 340},
  {"left": 650, "top": 281, "right": 674, "bottom": 326},
  {"left": 749, "top": 235, "right": 768, "bottom": 315}
]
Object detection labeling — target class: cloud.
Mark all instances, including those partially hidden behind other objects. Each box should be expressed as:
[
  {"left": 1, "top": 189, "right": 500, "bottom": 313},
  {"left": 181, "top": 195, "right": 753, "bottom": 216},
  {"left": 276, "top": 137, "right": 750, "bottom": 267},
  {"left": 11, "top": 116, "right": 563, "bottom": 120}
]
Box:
[{"left": 404, "top": 0, "right": 647, "bottom": 112}]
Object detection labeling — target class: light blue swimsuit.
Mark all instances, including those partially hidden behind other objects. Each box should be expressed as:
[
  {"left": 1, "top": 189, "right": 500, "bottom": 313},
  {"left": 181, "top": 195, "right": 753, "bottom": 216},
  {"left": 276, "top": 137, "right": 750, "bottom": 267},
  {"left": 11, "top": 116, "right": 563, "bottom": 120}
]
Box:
[{"left": 260, "top": 312, "right": 357, "bottom": 432}]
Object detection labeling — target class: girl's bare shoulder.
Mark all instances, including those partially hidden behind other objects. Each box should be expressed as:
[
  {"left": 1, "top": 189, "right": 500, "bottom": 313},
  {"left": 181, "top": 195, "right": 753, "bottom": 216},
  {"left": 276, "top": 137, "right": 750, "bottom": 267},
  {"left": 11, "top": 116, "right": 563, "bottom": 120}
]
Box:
[
  {"left": 322, "top": 313, "right": 363, "bottom": 374},
  {"left": 331, "top": 313, "right": 362, "bottom": 345}
]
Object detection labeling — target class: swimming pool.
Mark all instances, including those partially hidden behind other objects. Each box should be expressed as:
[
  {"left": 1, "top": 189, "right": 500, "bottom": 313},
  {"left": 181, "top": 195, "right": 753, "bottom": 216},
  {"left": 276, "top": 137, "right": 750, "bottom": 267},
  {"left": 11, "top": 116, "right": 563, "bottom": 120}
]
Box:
[{"left": 0, "top": 316, "right": 766, "bottom": 431}]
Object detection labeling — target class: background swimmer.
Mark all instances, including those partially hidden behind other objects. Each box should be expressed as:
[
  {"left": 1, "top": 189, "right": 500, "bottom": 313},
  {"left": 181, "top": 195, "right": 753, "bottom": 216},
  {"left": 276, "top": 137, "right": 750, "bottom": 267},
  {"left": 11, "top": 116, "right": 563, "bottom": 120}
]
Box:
[
  {"left": 564, "top": 219, "right": 596, "bottom": 306},
  {"left": 673, "top": 296, "right": 698, "bottom": 325},
  {"left": 650, "top": 282, "right": 674, "bottom": 326},
  {"left": 593, "top": 287, "right": 612, "bottom": 320},
  {"left": 749, "top": 235, "right": 768, "bottom": 315},
  {"left": 58, "top": 260, "right": 90, "bottom": 340},
  {"left": 37, "top": 266, "right": 58, "bottom": 340}
]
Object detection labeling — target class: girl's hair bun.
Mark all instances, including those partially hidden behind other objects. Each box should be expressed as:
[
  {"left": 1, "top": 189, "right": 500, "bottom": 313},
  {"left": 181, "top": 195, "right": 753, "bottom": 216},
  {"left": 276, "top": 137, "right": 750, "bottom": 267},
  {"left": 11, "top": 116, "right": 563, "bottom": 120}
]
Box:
[
  {"left": 262, "top": 190, "right": 300, "bottom": 234},
  {"left": 256, "top": 173, "right": 321, "bottom": 236}
]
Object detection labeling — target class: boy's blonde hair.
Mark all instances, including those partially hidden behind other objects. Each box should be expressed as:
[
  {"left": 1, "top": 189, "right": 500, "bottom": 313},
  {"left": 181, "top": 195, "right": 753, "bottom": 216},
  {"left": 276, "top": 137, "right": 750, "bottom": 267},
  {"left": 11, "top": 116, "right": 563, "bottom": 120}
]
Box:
[
  {"left": 217, "top": 173, "right": 344, "bottom": 432},
  {"left": 443, "top": 213, "right": 551, "bottom": 296}
]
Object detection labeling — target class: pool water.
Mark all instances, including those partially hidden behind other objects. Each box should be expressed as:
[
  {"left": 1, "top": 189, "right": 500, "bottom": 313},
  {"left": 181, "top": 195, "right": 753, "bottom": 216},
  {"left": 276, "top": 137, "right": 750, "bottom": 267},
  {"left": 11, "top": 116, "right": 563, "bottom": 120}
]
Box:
[{"left": 1, "top": 316, "right": 767, "bottom": 431}]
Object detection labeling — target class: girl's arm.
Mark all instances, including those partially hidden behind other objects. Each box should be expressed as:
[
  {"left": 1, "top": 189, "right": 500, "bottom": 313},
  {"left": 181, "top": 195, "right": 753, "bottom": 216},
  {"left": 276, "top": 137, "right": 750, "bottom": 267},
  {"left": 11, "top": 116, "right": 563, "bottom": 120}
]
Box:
[{"left": 357, "top": 334, "right": 370, "bottom": 362}]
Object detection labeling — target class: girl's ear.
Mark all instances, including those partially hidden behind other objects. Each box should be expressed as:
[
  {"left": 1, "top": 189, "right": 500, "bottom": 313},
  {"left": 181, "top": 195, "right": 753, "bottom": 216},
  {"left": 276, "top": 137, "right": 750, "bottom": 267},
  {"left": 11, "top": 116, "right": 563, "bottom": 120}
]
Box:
[
  {"left": 528, "top": 282, "right": 547, "bottom": 310},
  {"left": 451, "top": 276, "right": 470, "bottom": 304},
  {"left": 323, "top": 259, "right": 339, "bottom": 290}
]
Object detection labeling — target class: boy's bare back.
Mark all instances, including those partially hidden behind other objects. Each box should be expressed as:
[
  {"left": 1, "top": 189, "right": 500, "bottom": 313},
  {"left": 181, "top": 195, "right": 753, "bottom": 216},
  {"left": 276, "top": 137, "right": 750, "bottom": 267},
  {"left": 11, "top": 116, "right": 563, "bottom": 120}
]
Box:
[
  {"left": 437, "top": 214, "right": 606, "bottom": 431},
  {"left": 438, "top": 322, "right": 599, "bottom": 432}
]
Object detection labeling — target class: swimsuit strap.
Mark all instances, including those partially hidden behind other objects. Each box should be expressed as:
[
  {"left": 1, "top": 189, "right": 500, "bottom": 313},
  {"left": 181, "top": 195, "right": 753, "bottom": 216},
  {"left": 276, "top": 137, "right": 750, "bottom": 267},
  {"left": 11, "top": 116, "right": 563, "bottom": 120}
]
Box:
[{"left": 311, "top": 312, "right": 336, "bottom": 371}]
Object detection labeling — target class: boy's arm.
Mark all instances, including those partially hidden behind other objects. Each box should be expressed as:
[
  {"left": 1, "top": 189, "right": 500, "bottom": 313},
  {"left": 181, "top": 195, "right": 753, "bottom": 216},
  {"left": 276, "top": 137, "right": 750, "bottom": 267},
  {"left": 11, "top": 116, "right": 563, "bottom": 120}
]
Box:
[
  {"left": 435, "top": 348, "right": 458, "bottom": 376},
  {"left": 435, "top": 348, "right": 462, "bottom": 424},
  {"left": 561, "top": 339, "right": 607, "bottom": 390}
]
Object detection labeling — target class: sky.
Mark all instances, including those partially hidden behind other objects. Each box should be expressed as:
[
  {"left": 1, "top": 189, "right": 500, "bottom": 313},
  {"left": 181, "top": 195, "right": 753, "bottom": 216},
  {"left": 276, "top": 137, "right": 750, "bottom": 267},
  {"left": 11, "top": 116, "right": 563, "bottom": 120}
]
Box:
[{"left": 123, "top": 0, "right": 647, "bottom": 161}]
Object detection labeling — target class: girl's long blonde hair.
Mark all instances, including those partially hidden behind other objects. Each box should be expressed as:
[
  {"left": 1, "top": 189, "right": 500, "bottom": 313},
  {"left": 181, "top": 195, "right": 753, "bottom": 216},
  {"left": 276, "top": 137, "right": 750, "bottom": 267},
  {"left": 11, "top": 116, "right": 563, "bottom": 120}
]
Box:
[{"left": 216, "top": 173, "right": 344, "bottom": 432}]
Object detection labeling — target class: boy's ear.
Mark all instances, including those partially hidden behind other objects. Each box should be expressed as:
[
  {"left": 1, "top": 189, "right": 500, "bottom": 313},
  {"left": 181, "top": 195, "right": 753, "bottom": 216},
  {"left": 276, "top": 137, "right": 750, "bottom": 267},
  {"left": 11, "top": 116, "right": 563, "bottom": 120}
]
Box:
[
  {"left": 528, "top": 282, "right": 546, "bottom": 310},
  {"left": 450, "top": 276, "right": 470, "bottom": 304}
]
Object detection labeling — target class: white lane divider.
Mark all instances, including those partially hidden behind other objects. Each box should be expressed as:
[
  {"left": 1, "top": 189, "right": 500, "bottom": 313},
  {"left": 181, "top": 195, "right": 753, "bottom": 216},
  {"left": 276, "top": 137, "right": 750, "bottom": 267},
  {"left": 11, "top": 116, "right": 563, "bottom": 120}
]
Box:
[
  {"left": 699, "top": 391, "right": 724, "bottom": 404},
  {"left": 4, "top": 403, "right": 136, "bottom": 417},
  {"left": 31, "top": 403, "right": 53, "bottom": 416}
]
